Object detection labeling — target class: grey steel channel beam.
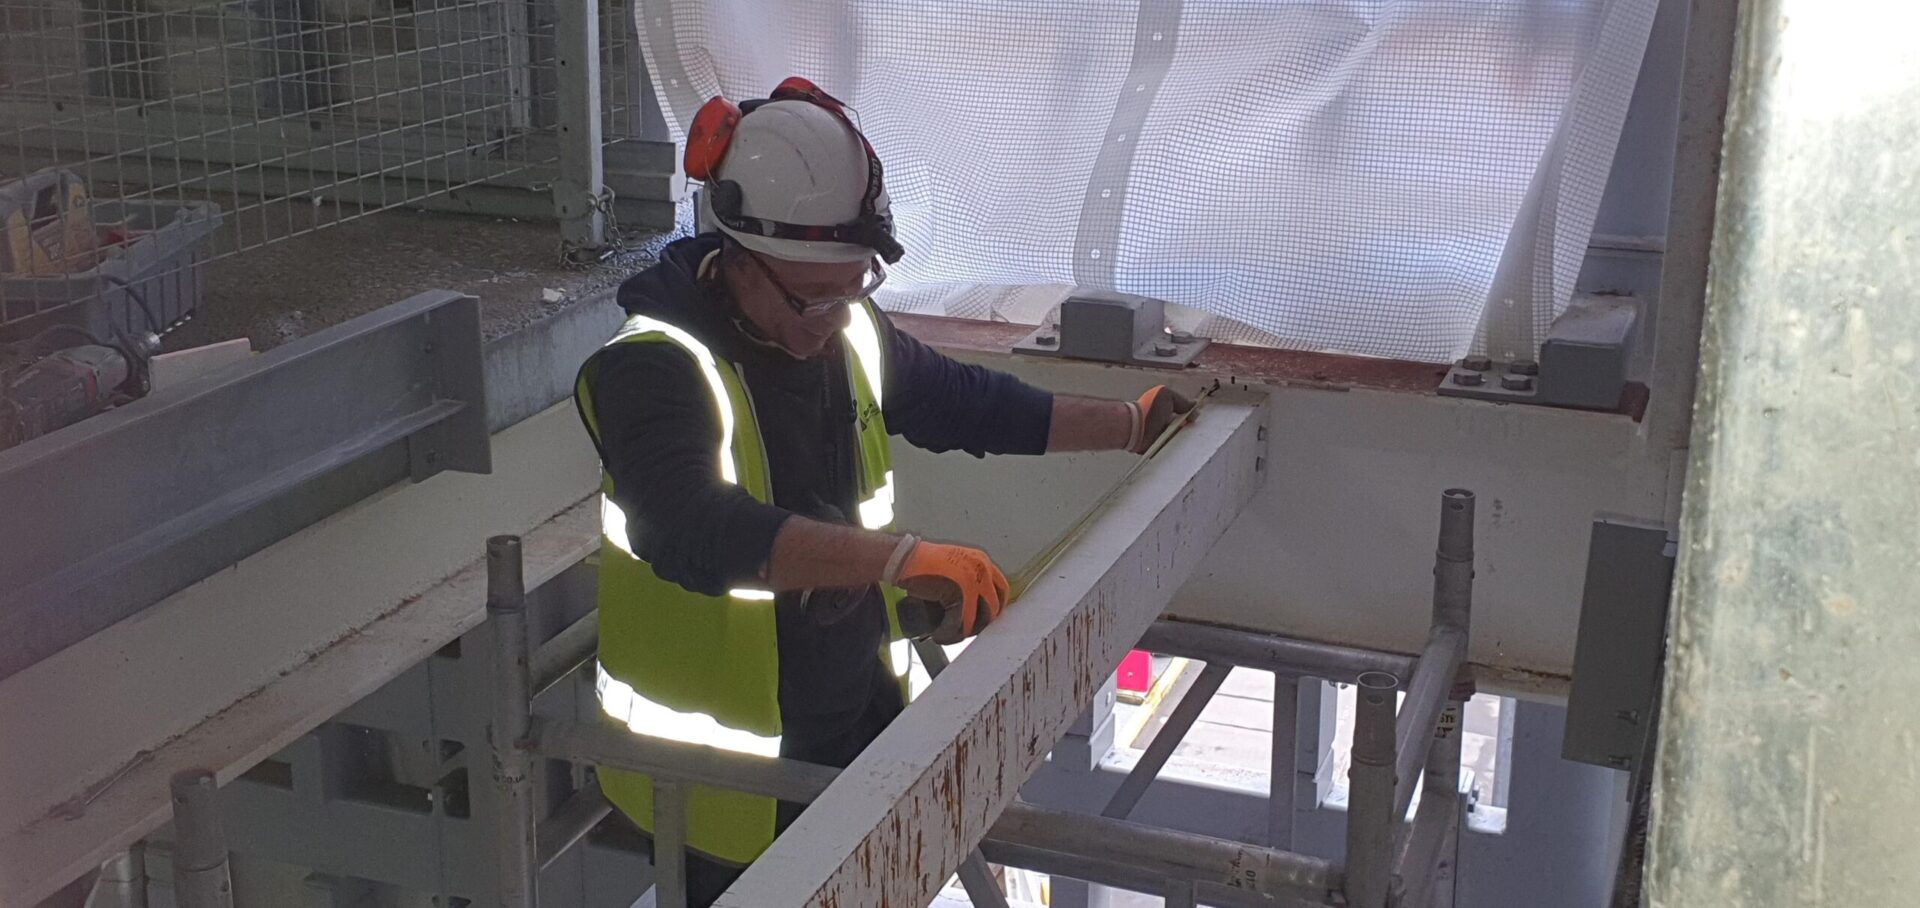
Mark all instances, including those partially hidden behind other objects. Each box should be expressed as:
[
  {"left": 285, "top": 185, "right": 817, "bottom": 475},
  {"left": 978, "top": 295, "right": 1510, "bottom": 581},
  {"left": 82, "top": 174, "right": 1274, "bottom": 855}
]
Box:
[{"left": 0, "top": 291, "right": 489, "bottom": 680}]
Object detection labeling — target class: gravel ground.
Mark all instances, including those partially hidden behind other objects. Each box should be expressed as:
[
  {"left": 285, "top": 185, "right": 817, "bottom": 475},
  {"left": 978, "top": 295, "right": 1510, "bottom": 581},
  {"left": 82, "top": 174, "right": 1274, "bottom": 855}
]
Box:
[{"left": 164, "top": 201, "right": 691, "bottom": 354}]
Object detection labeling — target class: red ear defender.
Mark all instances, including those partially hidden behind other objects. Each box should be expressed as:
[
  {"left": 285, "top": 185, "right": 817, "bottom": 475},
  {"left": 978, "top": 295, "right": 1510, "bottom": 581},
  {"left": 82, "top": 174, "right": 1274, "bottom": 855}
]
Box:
[{"left": 685, "top": 95, "right": 742, "bottom": 181}]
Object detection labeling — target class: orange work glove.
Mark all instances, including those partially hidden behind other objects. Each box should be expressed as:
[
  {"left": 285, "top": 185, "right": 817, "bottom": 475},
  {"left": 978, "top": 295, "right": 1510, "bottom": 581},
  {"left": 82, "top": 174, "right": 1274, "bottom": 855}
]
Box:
[
  {"left": 885, "top": 537, "right": 1010, "bottom": 644},
  {"left": 1129, "top": 385, "right": 1197, "bottom": 454}
]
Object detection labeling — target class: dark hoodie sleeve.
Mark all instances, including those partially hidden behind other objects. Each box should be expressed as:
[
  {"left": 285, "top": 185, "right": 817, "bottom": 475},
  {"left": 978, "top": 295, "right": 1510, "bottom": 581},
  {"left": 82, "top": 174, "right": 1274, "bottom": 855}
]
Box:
[
  {"left": 879, "top": 313, "right": 1054, "bottom": 457},
  {"left": 585, "top": 341, "right": 792, "bottom": 597}
]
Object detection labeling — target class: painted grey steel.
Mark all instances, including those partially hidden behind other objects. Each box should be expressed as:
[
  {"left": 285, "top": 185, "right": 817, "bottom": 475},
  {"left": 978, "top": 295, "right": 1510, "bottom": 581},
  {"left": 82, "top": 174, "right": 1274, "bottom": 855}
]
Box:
[
  {"left": 1270, "top": 676, "right": 1299, "bottom": 849},
  {"left": 1101, "top": 662, "right": 1231, "bottom": 820},
  {"left": 1562, "top": 517, "right": 1675, "bottom": 771},
  {"left": 1163, "top": 881, "right": 1198, "bottom": 908},
  {"left": 0, "top": 290, "right": 489, "bottom": 680},
  {"left": 1643, "top": 0, "right": 1741, "bottom": 451},
  {"left": 538, "top": 780, "right": 613, "bottom": 871},
  {"left": 534, "top": 611, "right": 601, "bottom": 696},
  {"left": 1343, "top": 672, "right": 1400, "bottom": 908},
  {"left": 93, "top": 846, "right": 148, "bottom": 908},
  {"left": 1393, "top": 489, "right": 1476, "bottom": 824},
  {"left": 552, "top": 0, "right": 607, "bottom": 251},
  {"left": 1647, "top": 0, "right": 1920, "bottom": 901},
  {"left": 1390, "top": 629, "right": 1467, "bottom": 825},
  {"left": 652, "top": 780, "right": 689, "bottom": 908},
  {"left": 1391, "top": 700, "right": 1463, "bottom": 908},
  {"left": 1138, "top": 619, "right": 1414, "bottom": 682},
  {"left": 1055, "top": 674, "right": 1120, "bottom": 771},
  {"left": 489, "top": 536, "right": 539, "bottom": 908},
  {"left": 1439, "top": 294, "right": 1638, "bottom": 409},
  {"left": 957, "top": 854, "right": 1012, "bottom": 908},
  {"left": 1011, "top": 291, "right": 1209, "bottom": 369},
  {"left": 537, "top": 718, "right": 1345, "bottom": 902},
  {"left": 167, "top": 771, "right": 233, "bottom": 908}
]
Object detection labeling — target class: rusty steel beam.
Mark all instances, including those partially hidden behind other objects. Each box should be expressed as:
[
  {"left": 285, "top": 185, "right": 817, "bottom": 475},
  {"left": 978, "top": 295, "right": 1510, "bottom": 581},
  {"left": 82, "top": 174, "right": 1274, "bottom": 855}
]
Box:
[{"left": 715, "top": 392, "right": 1270, "bottom": 908}]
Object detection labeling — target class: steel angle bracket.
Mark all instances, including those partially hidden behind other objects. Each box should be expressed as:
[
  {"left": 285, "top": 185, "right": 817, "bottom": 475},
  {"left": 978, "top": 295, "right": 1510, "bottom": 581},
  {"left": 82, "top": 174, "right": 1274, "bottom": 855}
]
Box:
[
  {"left": 0, "top": 291, "right": 489, "bottom": 680},
  {"left": 1012, "top": 290, "right": 1208, "bottom": 369}
]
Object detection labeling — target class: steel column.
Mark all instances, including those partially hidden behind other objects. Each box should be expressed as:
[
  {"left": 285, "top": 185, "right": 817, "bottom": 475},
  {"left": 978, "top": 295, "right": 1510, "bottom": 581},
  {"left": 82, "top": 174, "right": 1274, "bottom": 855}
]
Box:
[
  {"left": 552, "top": 0, "right": 607, "bottom": 251},
  {"left": 1343, "top": 672, "right": 1401, "bottom": 908},
  {"left": 94, "top": 846, "right": 148, "bottom": 908},
  {"left": 652, "top": 780, "right": 690, "bottom": 908},
  {"left": 1101, "top": 662, "right": 1230, "bottom": 819},
  {"left": 167, "top": 771, "right": 232, "bottom": 908},
  {"left": 1270, "top": 675, "right": 1299, "bottom": 849},
  {"left": 488, "top": 536, "right": 538, "bottom": 908},
  {"left": 1393, "top": 490, "right": 1476, "bottom": 823}
]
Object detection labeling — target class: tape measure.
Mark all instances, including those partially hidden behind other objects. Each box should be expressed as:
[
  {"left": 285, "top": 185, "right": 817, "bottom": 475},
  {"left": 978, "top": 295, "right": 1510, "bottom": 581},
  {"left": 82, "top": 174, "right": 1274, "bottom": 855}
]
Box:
[{"left": 897, "top": 385, "right": 1215, "bottom": 638}]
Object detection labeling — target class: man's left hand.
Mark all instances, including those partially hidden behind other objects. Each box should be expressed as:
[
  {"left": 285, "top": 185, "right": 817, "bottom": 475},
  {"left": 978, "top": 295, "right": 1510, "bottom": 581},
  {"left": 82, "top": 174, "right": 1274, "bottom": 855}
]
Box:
[{"left": 1130, "top": 385, "right": 1196, "bottom": 454}]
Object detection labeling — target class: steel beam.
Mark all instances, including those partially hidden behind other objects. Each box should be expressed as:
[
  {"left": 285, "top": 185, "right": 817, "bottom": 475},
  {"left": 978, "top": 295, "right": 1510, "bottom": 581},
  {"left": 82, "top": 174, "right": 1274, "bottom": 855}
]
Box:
[
  {"left": 0, "top": 291, "right": 489, "bottom": 680},
  {"left": 487, "top": 537, "right": 538, "bottom": 908},
  {"left": 716, "top": 393, "right": 1268, "bottom": 907},
  {"left": 1138, "top": 619, "right": 1414, "bottom": 682}
]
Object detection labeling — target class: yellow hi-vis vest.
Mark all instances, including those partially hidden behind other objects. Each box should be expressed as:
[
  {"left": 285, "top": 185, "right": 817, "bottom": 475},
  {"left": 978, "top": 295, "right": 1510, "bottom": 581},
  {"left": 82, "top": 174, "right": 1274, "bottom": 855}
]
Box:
[{"left": 572, "top": 300, "right": 909, "bottom": 865}]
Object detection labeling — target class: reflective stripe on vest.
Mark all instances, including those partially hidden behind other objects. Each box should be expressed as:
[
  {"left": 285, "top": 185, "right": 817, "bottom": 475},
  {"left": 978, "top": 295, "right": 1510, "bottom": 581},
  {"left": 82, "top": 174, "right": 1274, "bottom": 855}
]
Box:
[
  {"left": 597, "top": 662, "right": 780, "bottom": 758},
  {"left": 602, "top": 496, "right": 774, "bottom": 601}
]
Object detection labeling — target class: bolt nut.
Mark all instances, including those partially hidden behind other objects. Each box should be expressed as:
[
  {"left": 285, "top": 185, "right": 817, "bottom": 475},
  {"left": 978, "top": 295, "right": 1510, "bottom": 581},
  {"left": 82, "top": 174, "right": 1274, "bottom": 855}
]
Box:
[
  {"left": 1170, "top": 330, "right": 1197, "bottom": 344},
  {"left": 1508, "top": 359, "right": 1540, "bottom": 376},
  {"left": 1501, "top": 374, "right": 1535, "bottom": 392},
  {"left": 1035, "top": 333, "right": 1058, "bottom": 347},
  {"left": 1461, "top": 355, "right": 1493, "bottom": 372},
  {"left": 1452, "top": 371, "right": 1485, "bottom": 387},
  {"left": 1153, "top": 343, "right": 1178, "bottom": 357}
]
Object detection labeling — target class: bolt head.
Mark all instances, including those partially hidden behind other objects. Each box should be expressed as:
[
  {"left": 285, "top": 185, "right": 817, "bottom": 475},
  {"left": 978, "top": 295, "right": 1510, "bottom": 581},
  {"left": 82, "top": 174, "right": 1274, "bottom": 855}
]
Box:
[
  {"left": 1509, "top": 359, "right": 1540, "bottom": 376},
  {"left": 1170, "top": 330, "right": 1197, "bottom": 344},
  {"left": 1035, "top": 333, "right": 1058, "bottom": 347},
  {"left": 1462, "top": 355, "right": 1493, "bottom": 372},
  {"left": 1452, "top": 371, "right": 1485, "bottom": 387},
  {"left": 1501, "top": 374, "right": 1534, "bottom": 392},
  {"left": 1153, "top": 343, "right": 1178, "bottom": 357}
]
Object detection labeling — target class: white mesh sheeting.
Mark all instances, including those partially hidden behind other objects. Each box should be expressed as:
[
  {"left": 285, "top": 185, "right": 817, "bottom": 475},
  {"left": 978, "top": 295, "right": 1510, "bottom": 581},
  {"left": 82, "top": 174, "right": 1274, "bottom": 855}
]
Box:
[{"left": 639, "top": 0, "right": 1659, "bottom": 362}]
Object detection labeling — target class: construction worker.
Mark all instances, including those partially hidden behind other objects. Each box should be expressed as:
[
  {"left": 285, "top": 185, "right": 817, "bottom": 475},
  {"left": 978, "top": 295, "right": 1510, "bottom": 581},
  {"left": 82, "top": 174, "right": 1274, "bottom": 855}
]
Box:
[{"left": 572, "top": 77, "right": 1193, "bottom": 904}]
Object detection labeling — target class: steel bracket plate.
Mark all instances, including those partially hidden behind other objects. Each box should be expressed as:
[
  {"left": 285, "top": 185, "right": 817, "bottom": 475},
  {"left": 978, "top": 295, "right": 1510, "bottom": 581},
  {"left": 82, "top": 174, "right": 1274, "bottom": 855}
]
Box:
[
  {"left": 0, "top": 291, "right": 489, "bottom": 680},
  {"left": 1562, "top": 516, "right": 1675, "bottom": 771},
  {"left": 1439, "top": 294, "right": 1638, "bottom": 409},
  {"left": 1012, "top": 290, "right": 1208, "bottom": 369}
]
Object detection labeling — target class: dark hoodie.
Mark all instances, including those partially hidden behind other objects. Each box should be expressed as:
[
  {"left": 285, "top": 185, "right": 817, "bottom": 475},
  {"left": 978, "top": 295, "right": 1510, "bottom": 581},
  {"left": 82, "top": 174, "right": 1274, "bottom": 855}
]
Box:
[{"left": 582, "top": 234, "right": 1053, "bottom": 754}]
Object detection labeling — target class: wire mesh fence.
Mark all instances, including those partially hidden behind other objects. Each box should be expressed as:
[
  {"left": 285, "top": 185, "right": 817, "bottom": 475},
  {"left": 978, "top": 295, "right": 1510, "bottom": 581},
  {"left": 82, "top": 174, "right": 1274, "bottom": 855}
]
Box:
[{"left": 0, "top": 0, "right": 668, "bottom": 340}]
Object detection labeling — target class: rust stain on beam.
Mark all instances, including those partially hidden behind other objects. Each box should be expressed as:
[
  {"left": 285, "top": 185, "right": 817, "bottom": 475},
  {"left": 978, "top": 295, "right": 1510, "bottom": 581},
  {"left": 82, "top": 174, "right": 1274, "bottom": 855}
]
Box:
[{"left": 717, "top": 393, "right": 1269, "bottom": 908}]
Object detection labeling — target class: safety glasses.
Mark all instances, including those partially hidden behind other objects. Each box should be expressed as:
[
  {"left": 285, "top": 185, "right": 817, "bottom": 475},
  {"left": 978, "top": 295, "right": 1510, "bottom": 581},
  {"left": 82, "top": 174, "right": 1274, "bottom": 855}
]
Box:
[{"left": 745, "top": 251, "right": 887, "bottom": 318}]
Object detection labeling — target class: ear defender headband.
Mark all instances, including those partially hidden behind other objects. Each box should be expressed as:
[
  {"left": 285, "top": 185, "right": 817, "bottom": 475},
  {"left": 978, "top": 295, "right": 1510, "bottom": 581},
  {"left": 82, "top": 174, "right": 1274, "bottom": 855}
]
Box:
[{"left": 685, "top": 77, "right": 905, "bottom": 264}]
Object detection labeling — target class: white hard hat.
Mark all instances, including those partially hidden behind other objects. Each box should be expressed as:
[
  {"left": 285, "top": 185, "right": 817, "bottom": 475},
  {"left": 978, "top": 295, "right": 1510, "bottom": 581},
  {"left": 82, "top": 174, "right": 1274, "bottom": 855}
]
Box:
[{"left": 698, "top": 99, "right": 898, "bottom": 264}]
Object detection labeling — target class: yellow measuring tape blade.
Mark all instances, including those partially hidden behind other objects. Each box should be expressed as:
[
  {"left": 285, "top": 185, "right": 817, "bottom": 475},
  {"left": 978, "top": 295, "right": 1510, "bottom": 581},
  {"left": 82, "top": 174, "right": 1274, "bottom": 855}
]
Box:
[{"left": 1004, "top": 386, "right": 1215, "bottom": 602}]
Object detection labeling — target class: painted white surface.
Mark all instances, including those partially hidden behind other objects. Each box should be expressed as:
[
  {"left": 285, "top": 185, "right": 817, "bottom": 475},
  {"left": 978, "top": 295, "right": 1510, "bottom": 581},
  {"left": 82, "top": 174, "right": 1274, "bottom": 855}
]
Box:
[{"left": 895, "top": 352, "right": 1672, "bottom": 678}]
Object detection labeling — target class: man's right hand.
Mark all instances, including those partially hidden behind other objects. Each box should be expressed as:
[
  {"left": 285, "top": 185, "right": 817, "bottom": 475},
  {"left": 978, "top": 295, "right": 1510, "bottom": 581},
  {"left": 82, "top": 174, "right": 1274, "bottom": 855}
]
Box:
[{"left": 888, "top": 539, "right": 1010, "bottom": 644}]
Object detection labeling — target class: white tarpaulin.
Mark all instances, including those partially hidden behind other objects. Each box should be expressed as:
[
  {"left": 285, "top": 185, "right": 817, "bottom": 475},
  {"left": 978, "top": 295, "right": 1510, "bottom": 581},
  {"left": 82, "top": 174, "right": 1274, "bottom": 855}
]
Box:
[{"left": 638, "top": 0, "right": 1659, "bottom": 362}]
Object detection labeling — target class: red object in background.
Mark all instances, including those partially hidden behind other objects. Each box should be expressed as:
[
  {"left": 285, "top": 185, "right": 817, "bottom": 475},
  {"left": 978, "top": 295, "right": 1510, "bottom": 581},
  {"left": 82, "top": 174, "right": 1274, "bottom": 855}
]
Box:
[{"left": 1117, "top": 649, "right": 1152, "bottom": 693}]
